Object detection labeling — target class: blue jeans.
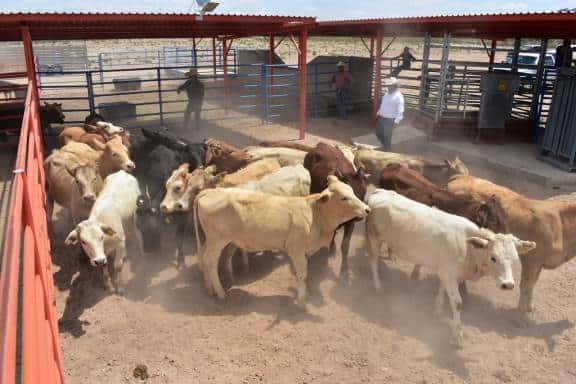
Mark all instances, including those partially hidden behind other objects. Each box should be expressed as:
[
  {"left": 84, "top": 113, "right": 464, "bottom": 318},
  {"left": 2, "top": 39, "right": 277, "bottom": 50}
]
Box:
[
  {"left": 376, "top": 117, "right": 395, "bottom": 151},
  {"left": 336, "top": 89, "right": 349, "bottom": 119}
]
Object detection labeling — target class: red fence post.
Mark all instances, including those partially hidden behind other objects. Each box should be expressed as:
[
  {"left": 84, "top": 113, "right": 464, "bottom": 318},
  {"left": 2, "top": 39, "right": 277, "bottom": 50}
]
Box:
[{"left": 298, "top": 27, "right": 308, "bottom": 140}]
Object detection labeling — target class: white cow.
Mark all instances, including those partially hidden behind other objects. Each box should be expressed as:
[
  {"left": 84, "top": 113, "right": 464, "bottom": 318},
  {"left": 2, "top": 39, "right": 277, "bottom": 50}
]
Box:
[
  {"left": 365, "top": 189, "right": 536, "bottom": 346},
  {"left": 65, "top": 170, "right": 144, "bottom": 293},
  {"left": 194, "top": 176, "right": 370, "bottom": 307}
]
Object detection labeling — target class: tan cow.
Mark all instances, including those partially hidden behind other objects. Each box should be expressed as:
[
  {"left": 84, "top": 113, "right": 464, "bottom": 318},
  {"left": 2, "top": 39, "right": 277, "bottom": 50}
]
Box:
[
  {"left": 44, "top": 148, "right": 103, "bottom": 225},
  {"left": 160, "top": 158, "right": 281, "bottom": 213},
  {"left": 59, "top": 136, "right": 135, "bottom": 178},
  {"left": 447, "top": 175, "right": 576, "bottom": 312},
  {"left": 244, "top": 146, "right": 307, "bottom": 166},
  {"left": 353, "top": 144, "right": 469, "bottom": 186},
  {"left": 59, "top": 121, "right": 131, "bottom": 151},
  {"left": 193, "top": 175, "right": 371, "bottom": 306}
]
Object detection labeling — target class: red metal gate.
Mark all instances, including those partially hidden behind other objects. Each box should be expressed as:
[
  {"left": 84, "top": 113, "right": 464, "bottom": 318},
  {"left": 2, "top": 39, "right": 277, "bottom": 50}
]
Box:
[{"left": 0, "top": 82, "right": 65, "bottom": 384}]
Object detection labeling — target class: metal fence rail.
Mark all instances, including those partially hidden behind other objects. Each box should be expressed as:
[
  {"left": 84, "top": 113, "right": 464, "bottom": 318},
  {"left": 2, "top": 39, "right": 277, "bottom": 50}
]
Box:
[{"left": 0, "top": 82, "right": 64, "bottom": 384}]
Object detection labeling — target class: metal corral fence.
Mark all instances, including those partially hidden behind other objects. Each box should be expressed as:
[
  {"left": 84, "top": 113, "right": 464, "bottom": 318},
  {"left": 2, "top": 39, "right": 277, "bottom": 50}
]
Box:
[
  {"left": 37, "top": 57, "right": 371, "bottom": 130},
  {"left": 0, "top": 82, "right": 65, "bottom": 384},
  {"left": 378, "top": 45, "right": 555, "bottom": 130},
  {"left": 37, "top": 61, "right": 302, "bottom": 129}
]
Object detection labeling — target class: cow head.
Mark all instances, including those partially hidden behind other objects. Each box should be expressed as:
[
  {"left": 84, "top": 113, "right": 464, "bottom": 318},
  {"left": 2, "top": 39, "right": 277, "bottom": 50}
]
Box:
[
  {"left": 161, "top": 164, "right": 221, "bottom": 213},
  {"left": 334, "top": 166, "right": 369, "bottom": 200},
  {"left": 203, "top": 139, "right": 251, "bottom": 173},
  {"left": 475, "top": 195, "right": 508, "bottom": 233},
  {"left": 103, "top": 136, "right": 135, "bottom": 172},
  {"left": 136, "top": 195, "right": 163, "bottom": 252},
  {"left": 445, "top": 157, "right": 469, "bottom": 177},
  {"left": 95, "top": 121, "right": 125, "bottom": 136},
  {"left": 318, "top": 175, "right": 371, "bottom": 224},
  {"left": 68, "top": 163, "right": 102, "bottom": 205},
  {"left": 65, "top": 220, "right": 117, "bottom": 267},
  {"left": 467, "top": 229, "right": 536, "bottom": 290}
]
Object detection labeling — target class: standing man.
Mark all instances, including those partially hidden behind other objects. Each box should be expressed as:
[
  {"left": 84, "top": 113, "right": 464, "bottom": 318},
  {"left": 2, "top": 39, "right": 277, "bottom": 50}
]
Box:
[
  {"left": 178, "top": 69, "right": 205, "bottom": 129},
  {"left": 555, "top": 39, "right": 573, "bottom": 68},
  {"left": 330, "top": 61, "right": 353, "bottom": 120},
  {"left": 375, "top": 77, "right": 404, "bottom": 151}
]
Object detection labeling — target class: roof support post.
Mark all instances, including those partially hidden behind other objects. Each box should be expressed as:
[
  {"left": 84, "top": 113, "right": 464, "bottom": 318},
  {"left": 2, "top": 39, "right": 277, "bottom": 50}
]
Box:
[
  {"left": 372, "top": 28, "right": 383, "bottom": 125},
  {"left": 419, "top": 33, "right": 431, "bottom": 111},
  {"left": 488, "top": 40, "right": 497, "bottom": 72},
  {"left": 434, "top": 31, "right": 451, "bottom": 125},
  {"left": 21, "top": 25, "right": 38, "bottom": 99},
  {"left": 530, "top": 38, "right": 548, "bottom": 140},
  {"left": 511, "top": 38, "right": 521, "bottom": 73},
  {"left": 269, "top": 33, "right": 275, "bottom": 91},
  {"left": 223, "top": 38, "right": 229, "bottom": 114},
  {"left": 192, "top": 37, "right": 198, "bottom": 68},
  {"left": 298, "top": 27, "right": 308, "bottom": 140}
]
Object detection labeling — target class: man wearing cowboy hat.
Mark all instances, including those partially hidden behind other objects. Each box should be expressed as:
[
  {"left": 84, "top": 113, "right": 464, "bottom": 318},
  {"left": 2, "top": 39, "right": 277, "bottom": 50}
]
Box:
[
  {"left": 330, "top": 61, "right": 353, "bottom": 119},
  {"left": 375, "top": 77, "right": 404, "bottom": 150},
  {"left": 178, "top": 68, "right": 205, "bottom": 129}
]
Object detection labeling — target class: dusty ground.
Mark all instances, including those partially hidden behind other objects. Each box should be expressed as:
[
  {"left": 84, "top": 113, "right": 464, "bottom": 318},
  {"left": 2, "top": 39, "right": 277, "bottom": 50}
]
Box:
[{"left": 51, "top": 118, "right": 576, "bottom": 384}]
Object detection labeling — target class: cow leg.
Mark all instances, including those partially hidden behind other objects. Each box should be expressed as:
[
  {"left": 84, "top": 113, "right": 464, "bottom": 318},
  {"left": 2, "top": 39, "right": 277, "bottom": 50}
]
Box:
[
  {"left": 433, "top": 286, "right": 445, "bottom": 317},
  {"left": 223, "top": 245, "right": 236, "bottom": 284},
  {"left": 366, "top": 234, "right": 384, "bottom": 292},
  {"left": 205, "top": 241, "right": 228, "bottom": 299},
  {"left": 289, "top": 251, "right": 308, "bottom": 308},
  {"left": 443, "top": 277, "right": 464, "bottom": 348},
  {"left": 339, "top": 222, "right": 354, "bottom": 284},
  {"left": 113, "top": 243, "right": 127, "bottom": 295},
  {"left": 518, "top": 262, "right": 542, "bottom": 313},
  {"left": 241, "top": 250, "right": 250, "bottom": 274},
  {"left": 410, "top": 265, "right": 422, "bottom": 280},
  {"left": 175, "top": 220, "right": 186, "bottom": 269},
  {"left": 101, "top": 263, "right": 114, "bottom": 292}
]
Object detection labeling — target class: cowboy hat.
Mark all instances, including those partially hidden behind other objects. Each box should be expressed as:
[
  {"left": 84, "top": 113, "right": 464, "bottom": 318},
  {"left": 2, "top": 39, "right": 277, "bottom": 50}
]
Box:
[
  {"left": 336, "top": 61, "right": 346, "bottom": 68},
  {"left": 185, "top": 69, "right": 198, "bottom": 76},
  {"left": 383, "top": 77, "right": 399, "bottom": 86}
]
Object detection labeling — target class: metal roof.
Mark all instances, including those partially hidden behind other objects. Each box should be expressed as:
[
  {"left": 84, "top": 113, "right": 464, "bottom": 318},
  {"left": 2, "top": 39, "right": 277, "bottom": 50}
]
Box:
[
  {"left": 0, "top": 12, "right": 316, "bottom": 41},
  {"left": 314, "top": 12, "right": 576, "bottom": 38}
]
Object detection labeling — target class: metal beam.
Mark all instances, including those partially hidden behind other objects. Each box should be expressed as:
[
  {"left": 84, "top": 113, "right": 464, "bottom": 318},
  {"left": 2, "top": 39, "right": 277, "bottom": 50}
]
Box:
[
  {"left": 372, "top": 28, "right": 383, "bottom": 124},
  {"left": 511, "top": 38, "right": 521, "bottom": 73},
  {"left": 381, "top": 37, "right": 396, "bottom": 56},
  {"left": 530, "top": 38, "right": 548, "bottom": 138},
  {"left": 298, "top": 27, "right": 308, "bottom": 139},
  {"left": 21, "top": 25, "right": 38, "bottom": 93},
  {"left": 489, "top": 40, "right": 497, "bottom": 71},
  {"left": 212, "top": 37, "right": 217, "bottom": 77},
  {"left": 434, "top": 31, "right": 451, "bottom": 124},
  {"left": 419, "top": 33, "right": 431, "bottom": 111}
]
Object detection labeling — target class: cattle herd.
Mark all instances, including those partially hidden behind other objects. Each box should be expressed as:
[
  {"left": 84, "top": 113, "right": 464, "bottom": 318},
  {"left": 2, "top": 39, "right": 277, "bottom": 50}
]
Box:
[{"left": 45, "top": 118, "right": 576, "bottom": 348}]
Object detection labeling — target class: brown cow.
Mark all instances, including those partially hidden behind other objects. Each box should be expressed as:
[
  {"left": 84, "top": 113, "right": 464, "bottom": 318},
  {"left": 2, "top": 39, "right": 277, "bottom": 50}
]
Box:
[
  {"left": 59, "top": 122, "right": 131, "bottom": 151},
  {"left": 379, "top": 164, "right": 507, "bottom": 233},
  {"left": 303, "top": 142, "right": 368, "bottom": 282},
  {"left": 448, "top": 175, "right": 576, "bottom": 312},
  {"left": 203, "top": 139, "right": 251, "bottom": 173}
]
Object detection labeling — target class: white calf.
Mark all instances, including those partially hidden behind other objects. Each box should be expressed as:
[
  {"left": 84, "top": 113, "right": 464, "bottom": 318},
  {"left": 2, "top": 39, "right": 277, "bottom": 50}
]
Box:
[
  {"left": 65, "top": 170, "right": 144, "bottom": 293},
  {"left": 365, "top": 189, "right": 535, "bottom": 346}
]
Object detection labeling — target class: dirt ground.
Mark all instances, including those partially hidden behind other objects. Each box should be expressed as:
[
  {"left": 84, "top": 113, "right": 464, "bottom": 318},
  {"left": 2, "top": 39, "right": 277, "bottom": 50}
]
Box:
[{"left": 51, "top": 116, "right": 576, "bottom": 384}]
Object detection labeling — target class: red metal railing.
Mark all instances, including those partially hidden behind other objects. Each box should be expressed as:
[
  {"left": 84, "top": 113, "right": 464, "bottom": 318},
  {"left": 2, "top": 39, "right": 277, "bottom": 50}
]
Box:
[{"left": 0, "top": 82, "right": 65, "bottom": 384}]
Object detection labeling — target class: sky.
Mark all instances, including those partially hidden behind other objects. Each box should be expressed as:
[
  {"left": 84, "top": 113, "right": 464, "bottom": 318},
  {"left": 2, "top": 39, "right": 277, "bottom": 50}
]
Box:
[{"left": 1, "top": 0, "right": 575, "bottom": 20}]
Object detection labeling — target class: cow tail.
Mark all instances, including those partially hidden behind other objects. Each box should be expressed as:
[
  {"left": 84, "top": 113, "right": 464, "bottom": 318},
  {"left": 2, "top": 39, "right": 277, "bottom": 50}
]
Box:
[{"left": 193, "top": 192, "right": 203, "bottom": 257}]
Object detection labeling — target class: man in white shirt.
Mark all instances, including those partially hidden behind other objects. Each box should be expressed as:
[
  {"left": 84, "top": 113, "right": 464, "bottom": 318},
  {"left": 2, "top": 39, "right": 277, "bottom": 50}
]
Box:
[{"left": 376, "top": 77, "right": 404, "bottom": 150}]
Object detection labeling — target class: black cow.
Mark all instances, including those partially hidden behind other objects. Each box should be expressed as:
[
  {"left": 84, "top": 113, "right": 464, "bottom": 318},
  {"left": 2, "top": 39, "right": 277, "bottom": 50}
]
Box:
[{"left": 133, "top": 129, "right": 207, "bottom": 268}]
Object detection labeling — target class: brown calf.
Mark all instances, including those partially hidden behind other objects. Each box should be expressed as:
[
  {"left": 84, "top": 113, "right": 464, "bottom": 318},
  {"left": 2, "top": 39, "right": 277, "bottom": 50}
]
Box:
[
  {"left": 203, "top": 139, "right": 251, "bottom": 173},
  {"left": 303, "top": 142, "right": 368, "bottom": 282},
  {"left": 379, "top": 164, "right": 507, "bottom": 233}
]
